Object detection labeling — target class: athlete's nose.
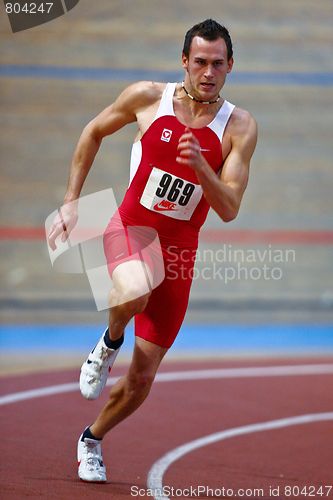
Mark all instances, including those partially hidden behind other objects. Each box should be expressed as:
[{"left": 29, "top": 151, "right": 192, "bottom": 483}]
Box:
[{"left": 203, "top": 64, "right": 215, "bottom": 79}]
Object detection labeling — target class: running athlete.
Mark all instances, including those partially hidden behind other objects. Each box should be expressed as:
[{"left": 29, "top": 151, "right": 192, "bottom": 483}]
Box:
[{"left": 48, "top": 19, "right": 257, "bottom": 482}]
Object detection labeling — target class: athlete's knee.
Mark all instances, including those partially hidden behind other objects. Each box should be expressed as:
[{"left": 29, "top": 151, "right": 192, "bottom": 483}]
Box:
[
  {"left": 113, "top": 291, "right": 151, "bottom": 317},
  {"left": 109, "top": 260, "right": 153, "bottom": 310},
  {"left": 128, "top": 292, "right": 151, "bottom": 314},
  {"left": 109, "top": 286, "right": 151, "bottom": 311},
  {"left": 126, "top": 370, "right": 155, "bottom": 399},
  {"left": 125, "top": 281, "right": 152, "bottom": 307}
]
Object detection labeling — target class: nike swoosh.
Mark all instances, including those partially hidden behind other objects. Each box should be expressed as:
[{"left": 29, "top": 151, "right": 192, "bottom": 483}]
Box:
[
  {"left": 86, "top": 343, "right": 97, "bottom": 364},
  {"left": 153, "top": 203, "right": 178, "bottom": 212},
  {"left": 115, "top": 253, "right": 125, "bottom": 259},
  {"left": 200, "top": 148, "right": 210, "bottom": 152}
]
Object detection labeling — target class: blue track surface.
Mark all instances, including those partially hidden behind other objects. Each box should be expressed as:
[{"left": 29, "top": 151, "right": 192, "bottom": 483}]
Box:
[
  {"left": 1, "top": 324, "right": 332, "bottom": 354},
  {"left": 1, "top": 65, "right": 333, "bottom": 86}
]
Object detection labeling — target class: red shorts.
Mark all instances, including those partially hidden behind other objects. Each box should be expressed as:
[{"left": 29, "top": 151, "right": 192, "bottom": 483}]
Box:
[{"left": 103, "top": 213, "right": 196, "bottom": 348}]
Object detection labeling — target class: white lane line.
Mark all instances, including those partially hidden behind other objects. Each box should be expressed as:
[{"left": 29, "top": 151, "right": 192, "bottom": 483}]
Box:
[
  {"left": 149, "top": 364, "right": 333, "bottom": 382},
  {"left": 0, "top": 377, "right": 114, "bottom": 406},
  {"left": 1, "top": 364, "right": 333, "bottom": 406},
  {"left": 0, "top": 382, "right": 79, "bottom": 406},
  {"left": 147, "top": 412, "right": 333, "bottom": 500}
]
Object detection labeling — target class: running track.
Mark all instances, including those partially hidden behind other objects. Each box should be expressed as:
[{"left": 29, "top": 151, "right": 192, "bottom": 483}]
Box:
[{"left": 1, "top": 358, "right": 333, "bottom": 499}]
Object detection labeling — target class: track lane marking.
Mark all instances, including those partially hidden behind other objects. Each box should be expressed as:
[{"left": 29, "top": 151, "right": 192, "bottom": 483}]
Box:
[
  {"left": 1, "top": 364, "right": 333, "bottom": 406},
  {"left": 147, "top": 412, "right": 333, "bottom": 500}
]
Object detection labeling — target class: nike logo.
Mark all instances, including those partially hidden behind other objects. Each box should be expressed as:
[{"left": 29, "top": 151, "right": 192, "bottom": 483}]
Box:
[
  {"left": 153, "top": 200, "right": 178, "bottom": 211},
  {"left": 86, "top": 346, "right": 95, "bottom": 364},
  {"left": 115, "top": 253, "right": 125, "bottom": 259},
  {"left": 200, "top": 148, "right": 210, "bottom": 152}
]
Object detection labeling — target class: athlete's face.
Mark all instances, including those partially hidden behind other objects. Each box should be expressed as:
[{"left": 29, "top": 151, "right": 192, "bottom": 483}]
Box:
[{"left": 182, "top": 36, "right": 233, "bottom": 101}]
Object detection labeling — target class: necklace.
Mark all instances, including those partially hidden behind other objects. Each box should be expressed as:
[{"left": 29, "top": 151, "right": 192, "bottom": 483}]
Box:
[{"left": 181, "top": 81, "right": 220, "bottom": 105}]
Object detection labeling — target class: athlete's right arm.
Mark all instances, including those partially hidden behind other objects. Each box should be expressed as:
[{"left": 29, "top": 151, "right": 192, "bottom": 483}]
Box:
[
  {"left": 48, "top": 81, "right": 156, "bottom": 250},
  {"left": 64, "top": 81, "right": 155, "bottom": 204}
]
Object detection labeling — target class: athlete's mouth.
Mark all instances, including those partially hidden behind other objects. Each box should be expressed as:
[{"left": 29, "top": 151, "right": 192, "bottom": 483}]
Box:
[{"left": 200, "top": 82, "right": 215, "bottom": 90}]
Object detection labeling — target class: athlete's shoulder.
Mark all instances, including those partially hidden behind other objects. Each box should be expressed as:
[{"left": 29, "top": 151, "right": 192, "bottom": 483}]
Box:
[
  {"left": 227, "top": 105, "right": 257, "bottom": 139},
  {"left": 119, "top": 81, "right": 166, "bottom": 111}
]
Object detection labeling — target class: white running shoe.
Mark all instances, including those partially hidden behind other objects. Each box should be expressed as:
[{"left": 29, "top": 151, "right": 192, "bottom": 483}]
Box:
[
  {"left": 77, "top": 433, "right": 106, "bottom": 482},
  {"left": 79, "top": 329, "right": 120, "bottom": 400}
]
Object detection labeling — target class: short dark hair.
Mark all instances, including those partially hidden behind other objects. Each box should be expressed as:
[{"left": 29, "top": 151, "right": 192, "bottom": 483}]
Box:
[{"left": 183, "top": 19, "right": 233, "bottom": 61}]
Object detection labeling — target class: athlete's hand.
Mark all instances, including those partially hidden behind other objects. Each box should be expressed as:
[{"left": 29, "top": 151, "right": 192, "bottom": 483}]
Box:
[
  {"left": 176, "top": 128, "right": 205, "bottom": 171},
  {"left": 47, "top": 202, "right": 78, "bottom": 251}
]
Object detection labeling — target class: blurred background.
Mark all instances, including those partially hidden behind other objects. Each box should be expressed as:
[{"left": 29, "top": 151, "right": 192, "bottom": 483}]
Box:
[{"left": 1, "top": 0, "right": 332, "bottom": 373}]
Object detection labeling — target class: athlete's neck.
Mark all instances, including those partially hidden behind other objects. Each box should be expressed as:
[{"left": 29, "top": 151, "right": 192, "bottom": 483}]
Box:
[{"left": 181, "top": 81, "right": 220, "bottom": 105}]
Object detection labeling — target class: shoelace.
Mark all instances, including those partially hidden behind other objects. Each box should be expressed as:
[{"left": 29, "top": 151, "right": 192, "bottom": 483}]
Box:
[
  {"left": 85, "top": 346, "right": 112, "bottom": 385},
  {"left": 89, "top": 346, "right": 111, "bottom": 371},
  {"left": 84, "top": 442, "right": 103, "bottom": 471}
]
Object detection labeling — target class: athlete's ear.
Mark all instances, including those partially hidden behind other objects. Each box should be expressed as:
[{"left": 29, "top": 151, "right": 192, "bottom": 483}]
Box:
[
  {"left": 182, "top": 52, "right": 189, "bottom": 71},
  {"left": 227, "top": 57, "right": 234, "bottom": 73}
]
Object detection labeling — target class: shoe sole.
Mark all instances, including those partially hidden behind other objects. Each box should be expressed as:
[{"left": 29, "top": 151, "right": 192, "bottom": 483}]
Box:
[{"left": 78, "top": 477, "right": 107, "bottom": 483}]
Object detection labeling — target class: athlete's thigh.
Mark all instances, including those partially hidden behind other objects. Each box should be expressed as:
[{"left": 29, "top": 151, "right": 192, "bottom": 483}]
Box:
[
  {"left": 111, "top": 259, "right": 153, "bottom": 299},
  {"left": 134, "top": 254, "right": 194, "bottom": 348},
  {"left": 104, "top": 217, "right": 161, "bottom": 305}
]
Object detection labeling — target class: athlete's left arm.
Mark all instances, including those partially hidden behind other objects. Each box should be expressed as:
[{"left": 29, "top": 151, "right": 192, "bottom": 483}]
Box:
[{"left": 177, "top": 110, "right": 257, "bottom": 222}]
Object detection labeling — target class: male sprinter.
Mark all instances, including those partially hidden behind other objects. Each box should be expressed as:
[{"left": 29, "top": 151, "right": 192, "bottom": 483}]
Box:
[{"left": 48, "top": 19, "right": 257, "bottom": 482}]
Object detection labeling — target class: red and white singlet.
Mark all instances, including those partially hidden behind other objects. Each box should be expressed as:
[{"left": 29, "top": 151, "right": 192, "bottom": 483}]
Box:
[
  {"left": 118, "top": 82, "right": 235, "bottom": 248},
  {"left": 104, "top": 83, "right": 235, "bottom": 348}
]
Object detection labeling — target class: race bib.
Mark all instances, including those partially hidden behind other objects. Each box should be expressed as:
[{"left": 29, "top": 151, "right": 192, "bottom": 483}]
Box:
[{"left": 140, "top": 167, "right": 203, "bottom": 221}]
